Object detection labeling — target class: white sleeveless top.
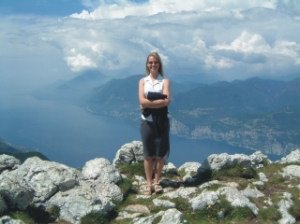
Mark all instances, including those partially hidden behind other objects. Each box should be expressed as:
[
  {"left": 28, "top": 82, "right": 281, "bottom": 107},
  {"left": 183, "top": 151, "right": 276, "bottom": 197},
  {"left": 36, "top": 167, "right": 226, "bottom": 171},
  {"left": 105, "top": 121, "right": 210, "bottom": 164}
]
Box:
[
  {"left": 143, "top": 74, "right": 164, "bottom": 95},
  {"left": 141, "top": 74, "right": 165, "bottom": 121}
]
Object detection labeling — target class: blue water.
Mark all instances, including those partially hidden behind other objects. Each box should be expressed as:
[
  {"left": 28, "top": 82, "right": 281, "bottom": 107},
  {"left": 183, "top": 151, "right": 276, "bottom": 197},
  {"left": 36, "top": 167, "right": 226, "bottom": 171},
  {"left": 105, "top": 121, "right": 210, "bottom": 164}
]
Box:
[{"left": 0, "top": 94, "right": 279, "bottom": 168}]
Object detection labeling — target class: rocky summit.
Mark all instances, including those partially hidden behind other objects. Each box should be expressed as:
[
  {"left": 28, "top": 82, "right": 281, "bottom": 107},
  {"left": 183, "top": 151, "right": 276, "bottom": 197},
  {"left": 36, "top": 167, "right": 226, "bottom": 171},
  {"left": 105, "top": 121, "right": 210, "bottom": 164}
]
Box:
[{"left": 0, "top": 141, "right": 299, "bottom": 224}]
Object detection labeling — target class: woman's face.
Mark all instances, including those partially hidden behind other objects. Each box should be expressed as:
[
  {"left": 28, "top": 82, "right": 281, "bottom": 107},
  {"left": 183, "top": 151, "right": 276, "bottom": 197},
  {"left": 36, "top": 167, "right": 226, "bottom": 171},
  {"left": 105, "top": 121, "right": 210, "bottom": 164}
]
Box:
[{"left": 147, "top": 56, "right": 160, "bottom": 74}]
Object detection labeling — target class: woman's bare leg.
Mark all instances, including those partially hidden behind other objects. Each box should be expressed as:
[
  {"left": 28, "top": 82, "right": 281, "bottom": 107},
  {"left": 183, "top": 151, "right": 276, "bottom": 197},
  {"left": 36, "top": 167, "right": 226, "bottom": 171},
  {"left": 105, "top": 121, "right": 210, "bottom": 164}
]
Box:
[
  {"left": 144, "top": 158, "right": 154, "bottom": 187},
  {"left": 153, "top": 158, "right": 164, "bottom": 184}
]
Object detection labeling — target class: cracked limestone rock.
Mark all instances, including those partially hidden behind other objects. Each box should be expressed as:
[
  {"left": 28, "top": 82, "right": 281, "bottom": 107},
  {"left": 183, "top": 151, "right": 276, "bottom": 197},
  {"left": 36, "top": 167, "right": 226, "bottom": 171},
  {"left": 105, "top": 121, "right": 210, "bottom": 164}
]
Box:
[
  {"left": 178, "top": 162, "right": 202, "bottom": 183},
  {"left": 113, "top": 141, "right": 144, "bottom": 165},
  {"left": 278, "top": 192, "right": 296, "bottom": 224},
  {"left": 0, "top": 154, "right": 20, "bottom": 173},
  {"left": 281, "top": 165, "right": 300, "bottom": 179},
  {"left": 280, "top": 149, "right": 300, "bottom": 164},
  {"left": 190, "top": 190, "right": 219, "bottom": 211}
]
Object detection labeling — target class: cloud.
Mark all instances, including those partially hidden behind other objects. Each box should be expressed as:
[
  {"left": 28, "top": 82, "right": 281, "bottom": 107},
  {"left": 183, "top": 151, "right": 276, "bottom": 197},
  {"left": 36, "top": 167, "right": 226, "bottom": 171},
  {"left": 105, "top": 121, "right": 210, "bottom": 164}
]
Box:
[
  {"left": 213, "top": 31, "right": 271, "bottom": 54},
  {"left": 212, "top": 31, "right": 300, "bottom": 66},
  {"left": 1, "top": 0, "right": 300, "bottom": 90},
  {"left": 65, "top": 1, "right": 300, "bottom": 80},
  {"left": 274, "top": 40, "right": 300, "bottom": 64},
  {"left": 65, "top": 52, "right": 97, "bottom": 72},
  {"left": 72, "top": 0, "right": 278, "bottom": 19}
]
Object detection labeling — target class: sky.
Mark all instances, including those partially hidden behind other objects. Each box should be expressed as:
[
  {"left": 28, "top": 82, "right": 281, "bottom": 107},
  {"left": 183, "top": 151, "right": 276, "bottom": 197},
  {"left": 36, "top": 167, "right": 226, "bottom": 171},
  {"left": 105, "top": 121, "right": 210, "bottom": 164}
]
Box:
[{"left": 1, "top": 0, "right": 300, "bottom": 92}]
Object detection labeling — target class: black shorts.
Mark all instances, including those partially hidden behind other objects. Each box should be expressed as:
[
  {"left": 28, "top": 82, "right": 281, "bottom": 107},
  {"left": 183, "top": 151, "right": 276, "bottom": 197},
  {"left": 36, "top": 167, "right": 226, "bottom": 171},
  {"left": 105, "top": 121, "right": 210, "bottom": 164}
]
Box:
[{"left": 140, "top": 118, "right": 170, "bottom": 159}]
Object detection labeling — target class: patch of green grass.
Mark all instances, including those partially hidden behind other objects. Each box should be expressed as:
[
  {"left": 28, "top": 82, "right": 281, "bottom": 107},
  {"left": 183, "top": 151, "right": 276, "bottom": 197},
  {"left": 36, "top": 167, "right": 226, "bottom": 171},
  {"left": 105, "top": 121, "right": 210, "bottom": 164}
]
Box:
[
  {"left": 183, "top": 201, "right": 224, "bottom": 223},
  {"left": 204, "top": 183, "right": 223, "bottom": 192},
  {"left": 9, "top": 205, "right": 56, "bottom": 223},
  {"left": 6, "top": 205, "right": 66, "bottom": 224},
  {"left": 25, "top": 205, "right": 54, "bottom": 223},
  {"left": 182, "top": 196, "right": 256, "bottom": 224},
  {"left": 115, "top": 193, "right": 153, "bottom": 214},
  {"left": 153, "top": 215, "right": 162, "bottom": 224},
  {"left": 258, "top": 163, "right": 284, "bottom": 179},
  {"left": 258, "top": 206, "right": 281, "bottom": 222},
  {"left": 227, "top": 206, "right": 255, "bottom": 221},
  {"left": 212, "top": 165, "right": 257, "bottom": 180},
  {"left": 268, "top": 174, "right": 285, "bottom": 185},
  {"left": 46, "top": 205, "right": 60, "bottom": 221},
  {"left": 173, "top": 197, "right": 191, "bottom": 213},
  {"left": 117, "top": 178, "right": 135, "bottom": 198},
  {"left": 111, "top": 219, "right": 131, "bottom": 224},
  {"left": 80, "top": 212, "right": 109, "bottom": 224},
  {"left": 10, "top": 211, "right": 35, "bottom": 224},
  {"left": 116, "top": 162, "right": 144, "bottom": 178},
  {"left": 286, "top": 162, "right": 300, "bottom": 166},
  {"left": 163, "top": 169, "right": 180, "bottom": 179},
  {"left": 177, "top": 169, "right": 186, "bottom": 179},
  {"left": 80, "top": 210, "right": 117, "bottom": 224},
  {"left": 289, "top": 188, "right": 300, "bottom": 221},
  {"left": 237, "top": 180, "right": 250, "bottom": 190}
]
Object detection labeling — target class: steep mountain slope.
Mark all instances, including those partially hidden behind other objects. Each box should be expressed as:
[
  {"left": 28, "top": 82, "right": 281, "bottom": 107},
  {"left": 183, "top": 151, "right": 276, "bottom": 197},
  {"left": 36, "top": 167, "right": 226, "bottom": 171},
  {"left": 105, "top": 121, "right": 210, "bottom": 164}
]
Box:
[{"left": 88, "top": 75, "right": 142, "bottom": 120}]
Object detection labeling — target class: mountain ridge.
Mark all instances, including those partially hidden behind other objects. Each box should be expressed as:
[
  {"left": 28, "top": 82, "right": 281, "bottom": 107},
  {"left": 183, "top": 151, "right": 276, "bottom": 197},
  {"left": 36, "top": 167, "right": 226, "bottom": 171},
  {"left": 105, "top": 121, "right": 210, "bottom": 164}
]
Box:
[
  {"left": 0, "top": 139, "right": 48, "bottom": 162},
  {"left": 87, "top": 75, "right": 300, "bottom": 156}
]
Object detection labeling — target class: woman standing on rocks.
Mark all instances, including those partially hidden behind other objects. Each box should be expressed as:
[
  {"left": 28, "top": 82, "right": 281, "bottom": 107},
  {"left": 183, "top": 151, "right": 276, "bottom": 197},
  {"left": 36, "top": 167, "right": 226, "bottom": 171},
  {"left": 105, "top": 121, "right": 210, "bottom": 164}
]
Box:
[{"left": 138, "top": 52, "right": 171, "bottom": 195}]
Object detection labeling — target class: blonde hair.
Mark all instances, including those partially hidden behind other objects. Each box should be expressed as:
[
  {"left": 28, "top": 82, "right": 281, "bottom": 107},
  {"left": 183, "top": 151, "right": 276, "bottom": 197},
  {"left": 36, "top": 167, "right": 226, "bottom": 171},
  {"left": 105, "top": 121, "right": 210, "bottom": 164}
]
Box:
[{"left": 145, "top": 52, "right": 164, "bottom": 76}]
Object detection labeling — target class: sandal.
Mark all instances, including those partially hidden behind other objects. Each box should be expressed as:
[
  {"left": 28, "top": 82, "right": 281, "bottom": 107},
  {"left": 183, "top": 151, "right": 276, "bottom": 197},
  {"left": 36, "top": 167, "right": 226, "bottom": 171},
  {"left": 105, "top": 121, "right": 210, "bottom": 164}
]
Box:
[
  {"left": 153, "top": 183, "right": 163, "bottom": 194},
  {"left": 144, "top": 185, "right": 152, "bottom": 196}
]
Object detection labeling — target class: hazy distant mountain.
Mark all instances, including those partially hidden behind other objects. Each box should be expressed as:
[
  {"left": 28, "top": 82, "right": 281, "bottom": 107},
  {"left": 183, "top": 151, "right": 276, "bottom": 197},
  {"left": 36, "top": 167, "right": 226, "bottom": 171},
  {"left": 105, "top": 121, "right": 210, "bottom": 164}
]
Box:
[
  {"left": 35, "top": 70, "right": 108, "bottom": 103},
  {"left": 58, "top": 70, "right": 108, "bottom": 90},
  {"left": 87, "top": 76, "right": 300, "bottom": 155},
  {"left": 173, "top": 77, "right": 300, "bottom": 121},
  {"left": 87, "top": 75, "right": 142, "bottom": 120},
  {"left": 87, "top": 74, "right": 199, "bottom": 120},
  {"left": 0, "top": 139, "right": 48, "bottom": 162}
]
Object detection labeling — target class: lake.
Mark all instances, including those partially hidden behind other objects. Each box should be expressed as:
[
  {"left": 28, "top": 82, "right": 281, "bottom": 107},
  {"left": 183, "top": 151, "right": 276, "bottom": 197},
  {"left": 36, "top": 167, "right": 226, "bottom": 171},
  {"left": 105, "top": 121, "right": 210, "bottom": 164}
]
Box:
[{"left": 0, "top": 94, "right": 279, "bottom": 168}]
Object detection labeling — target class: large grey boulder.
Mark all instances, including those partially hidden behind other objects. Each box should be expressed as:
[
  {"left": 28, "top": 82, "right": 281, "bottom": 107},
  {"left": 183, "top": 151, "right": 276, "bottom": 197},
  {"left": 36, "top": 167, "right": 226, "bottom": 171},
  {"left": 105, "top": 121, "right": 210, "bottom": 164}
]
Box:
[
  {"left": 0, "top": 172, "right": 34, "bottom": 210},
  {"left": 159, "top": 208, "right": 184, "bottom": 224},
  {"left": 163, "top": 162, "right": 177, "bottom": 173},
  {"left": 249, "top": 151, "right": 271, "bottom": 167},
  {"left": 178, "top": 162, "right": 202, "bottom": 183},
  {"left": 0, "top": 154, "right": 20, "bottom": 173},
  {"left": 189, "top": 184, "right": 264, "bottom": 215},
  {"left": 44, "top": 157, "right": 123, "bottom": 224},
  {"left": 218, "top": 186, "right": 259, "bottom": 215},
  {"left": 82, "top": 158, "right": 121, "bottom": 183},
  {"left": 190, "top": 190, "right": 219, "bottom": 211},
  {"left": 82, "top": 157, "right": 123, "bottom": 201},
  {"left": 281, "top": 165, "right": 300, "bottom": 179},
  {"left": 113, "top": 141, "right": 144, "bottom": 165},
  {"left": 12, "top": 157, "right": 80, "bottom": 203},
  {"left": 280, "top": 149, "right": 300, "bottom": 164},
  {"left": 204, "top": 153, "right": 252, "bottom": 171},
  {"left": 241, "top": 185, "right": 264, "bottom": 198},
  {"left": 153, "top": 198, "right": 175, "bottom": 208},
  {"left": 0, "top": 156, "right": 80, "bottom": 210},
  {"left": 45, "top": 182, "right": 114, "bottom": 224},
  {"left": 203, "top": 151, "right": 269, "bottom": 171},
  {"left": 163, "top": 186, "right": 197, "bottom": 199}
]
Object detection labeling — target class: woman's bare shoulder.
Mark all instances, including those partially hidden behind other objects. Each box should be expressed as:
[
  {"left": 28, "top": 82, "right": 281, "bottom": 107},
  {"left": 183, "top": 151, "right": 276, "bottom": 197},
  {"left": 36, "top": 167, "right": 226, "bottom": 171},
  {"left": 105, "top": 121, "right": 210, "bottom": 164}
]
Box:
[{"left": 163, "top": 78, "right": 170, "bottom": 83}]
